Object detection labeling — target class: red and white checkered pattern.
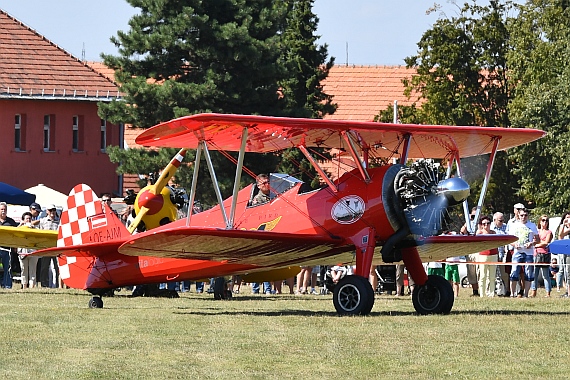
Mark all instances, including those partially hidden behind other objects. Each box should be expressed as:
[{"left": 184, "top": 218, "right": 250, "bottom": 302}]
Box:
[
  {"left": 58, "top": 255, "right": 76, "bottom": 280},
  {"left": 57, "top": 184, "right": 103, "bottom": 247}
]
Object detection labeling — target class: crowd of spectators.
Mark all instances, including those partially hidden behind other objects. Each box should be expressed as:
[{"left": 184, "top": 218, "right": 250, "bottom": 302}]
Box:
[{"left": 4, "top": 193, "right": 570, "bottom": 302}]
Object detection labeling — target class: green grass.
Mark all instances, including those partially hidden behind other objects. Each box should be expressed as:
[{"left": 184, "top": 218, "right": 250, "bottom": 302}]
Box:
[{"left": 0, "top": 286, "right": 567, "bottom": 379}]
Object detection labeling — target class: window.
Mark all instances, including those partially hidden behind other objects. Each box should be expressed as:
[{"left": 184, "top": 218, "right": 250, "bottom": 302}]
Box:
[
  {"left": 43, "top": 115, "right": 50, "bottom": 151},
  {"left": 100, "top": 119, "right": 107, "bottom": 152},
  {"left": 72, "top": 116, "right": 79, "bottom": 151},
  {"left": 43, "top": 114, "right": 55, "bottom": 152},
  {"left": 14, "top": 114, "right": 21, "bottom": 150}
]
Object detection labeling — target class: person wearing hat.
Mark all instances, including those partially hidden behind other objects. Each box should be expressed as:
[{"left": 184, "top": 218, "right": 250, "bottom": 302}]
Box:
[
  {"left": 39, "top": 204, "right": 60, "bottom": 288},
  {"left": 506, "top": 205, "right": 539, "bottom": 297},
  {"left": 29, "top": 202, "right": 42, "bottom": 227}
]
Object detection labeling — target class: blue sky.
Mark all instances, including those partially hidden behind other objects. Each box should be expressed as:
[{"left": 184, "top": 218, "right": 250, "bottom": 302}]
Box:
[{"left": 0, "top": 0, "right": 462, "bottom": 65}]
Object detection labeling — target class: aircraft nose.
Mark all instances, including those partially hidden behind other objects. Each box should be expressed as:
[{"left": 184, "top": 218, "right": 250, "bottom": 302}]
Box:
[{"left": 436, "top": 177, "right": 470, "bottom": 205}]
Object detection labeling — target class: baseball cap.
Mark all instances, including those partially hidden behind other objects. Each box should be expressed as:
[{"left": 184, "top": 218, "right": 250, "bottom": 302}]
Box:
[
  {"left": 46, "top": 204, "right": 56, "bottom": 210},
  {"left": 30, "top": 202, "right": 41, "bottom": 211},
  {"left": 513, "top": 203, "right": 525, "bottom": 210}
]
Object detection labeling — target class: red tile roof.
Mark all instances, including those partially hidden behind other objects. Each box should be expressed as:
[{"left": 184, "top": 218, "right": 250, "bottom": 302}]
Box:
[
  {"left": 322, "top": 65, "right": 421, "bottom": 121},
  {"left": 0, "top": 10, "right": 120, "bottom": 100}
]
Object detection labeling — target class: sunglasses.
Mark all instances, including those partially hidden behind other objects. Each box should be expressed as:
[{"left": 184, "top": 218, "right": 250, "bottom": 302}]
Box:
[
  {"left": 102, "top": 199, "right": 112, "bottom": 203},
  {"left": 481, "top": 222, "right": 491, "bottom": 225},
  {"left": 541, "top": 218, "right": 548, "bottom": 222}
]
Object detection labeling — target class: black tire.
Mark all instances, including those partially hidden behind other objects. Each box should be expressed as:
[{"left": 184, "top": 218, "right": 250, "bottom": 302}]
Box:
[
  {"left": 460, "top": 276, "right": 469, "bottom": 288},
  {"left": 213, "top": 277, "right": 227, "bottom": 300},
  {"left": 333, "top": 275, "right": 374, "bottom": 316},
  {"left": 88, "top": 296, "right": 104, "bottom": 309},
  {"left": 412, "top": 275, "right": 454, "bottom": 315}
]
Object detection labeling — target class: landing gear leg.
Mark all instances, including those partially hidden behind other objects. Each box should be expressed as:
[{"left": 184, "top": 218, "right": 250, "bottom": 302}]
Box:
[{"left": 88, "top": 296, "right": 104, "bottom": 309}]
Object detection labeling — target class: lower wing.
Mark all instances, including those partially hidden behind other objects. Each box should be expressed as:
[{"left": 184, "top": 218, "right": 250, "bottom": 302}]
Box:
[
  {"left": 415, "top": 234, "right": 517, "bottom": 261},
  {"left": 118, "top": 227, "right": 516, "bottom": 267},
  {"left": 118, "top": 226, "right": 348, "bottom": 267}
]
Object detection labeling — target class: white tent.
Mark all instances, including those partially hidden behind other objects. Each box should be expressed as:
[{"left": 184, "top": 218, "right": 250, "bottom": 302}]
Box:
[{"left": 25, "top": 184, "right": 67, "bottom": 209}]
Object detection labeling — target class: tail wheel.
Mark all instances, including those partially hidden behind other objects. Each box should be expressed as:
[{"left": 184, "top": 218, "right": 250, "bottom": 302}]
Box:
[
  {"left": 412, "top": 274, "right": 454, "bottom": 315},
  {"left": 333, "top": 275, "right": 374, "bottom": 316},
  {"left": 88, "top": 296, "right": 103, "bottom": 309},
  {"left": 213, "top": 277, "right": 231, "bottom": 300}
]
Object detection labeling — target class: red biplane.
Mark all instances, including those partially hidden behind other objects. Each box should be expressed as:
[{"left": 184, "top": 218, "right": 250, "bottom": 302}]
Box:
[{"left": 23, "top": 114, "right": 544, "bottom": 315}]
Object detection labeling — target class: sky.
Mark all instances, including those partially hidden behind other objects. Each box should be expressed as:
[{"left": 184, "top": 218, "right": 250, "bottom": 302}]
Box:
[{"left": 0, "top": 0, "right": 463, "bottom": 65}]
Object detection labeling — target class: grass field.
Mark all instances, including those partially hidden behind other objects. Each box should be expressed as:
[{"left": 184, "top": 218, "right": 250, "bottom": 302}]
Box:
[{"left": 0, "top": 286, "right": 568, "bottom": 379}]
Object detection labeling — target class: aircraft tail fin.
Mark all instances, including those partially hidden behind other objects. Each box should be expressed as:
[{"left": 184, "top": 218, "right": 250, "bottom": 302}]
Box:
[{"left": 58, "top": 184, "right": 129, "bottom": 247}]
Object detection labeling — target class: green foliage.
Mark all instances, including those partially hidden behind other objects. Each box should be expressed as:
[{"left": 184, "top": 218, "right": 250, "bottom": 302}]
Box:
[
  {"left": 278, "top": 0, "right": 336, "bottom": 119},
  {"left": 403, "top": 0, "right": 513, "bottom": 126},
  {"left": 375, "top": 1, "right": 519, "bottom": 214},
  {"left": 275, "top": 0, "right": 335, "bottom": 187},
  {"left": 507, "top": 0, "right": 570, "bottom": 215},
  {"left": 374, "top": 103, "right": 424, "bottom": 124},
  {"left": 100, "top": 0, "right": 288, "bottom": 128},
  {"left": 101, "top": 0, "right": 335, "bottom": 203}
]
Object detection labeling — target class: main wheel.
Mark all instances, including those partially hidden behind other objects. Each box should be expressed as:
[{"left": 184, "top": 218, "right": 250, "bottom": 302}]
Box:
[
  {"left": 333, "top": 275, "right": 374, "bottom": 316},
  {"left": 412, "top": 274, "right": 454, "bottom": 315},
  {"left": 88, "top": 296, "right": 104, "bottom": 309}
]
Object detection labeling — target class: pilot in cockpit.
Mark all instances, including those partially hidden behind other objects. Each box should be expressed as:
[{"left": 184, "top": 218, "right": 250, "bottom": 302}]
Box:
[{"left": 251, "top": 174, "right": 270, "bottom": 206}]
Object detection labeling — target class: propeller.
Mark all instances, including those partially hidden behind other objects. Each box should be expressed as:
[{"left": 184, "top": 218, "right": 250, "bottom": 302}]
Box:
[
  {"left": 128, "top": 149, "right": 187, "bottom": 234},
  {"left": 394, "top": 160, "right": 470, "bottom": 236},
  {"left": 381, "top": 160, "right": 470, "bottom": 263}
]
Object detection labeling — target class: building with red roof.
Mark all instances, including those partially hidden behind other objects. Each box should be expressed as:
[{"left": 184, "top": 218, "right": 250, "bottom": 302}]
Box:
[{"left": 0, "top": 9, "right": 123, "bottom": 198}]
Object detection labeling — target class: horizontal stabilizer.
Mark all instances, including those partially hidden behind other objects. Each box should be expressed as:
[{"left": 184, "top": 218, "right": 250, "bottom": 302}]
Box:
[{"left": 30, "top": 240, "right": 124, "bottom": 257}]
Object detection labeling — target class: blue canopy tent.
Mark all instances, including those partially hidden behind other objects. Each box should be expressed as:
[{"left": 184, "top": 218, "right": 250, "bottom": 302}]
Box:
[{"left": 0, "top": 182, "right": 36, "bottom": 206}]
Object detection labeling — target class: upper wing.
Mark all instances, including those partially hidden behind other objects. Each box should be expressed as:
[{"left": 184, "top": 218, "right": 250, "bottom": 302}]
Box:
[
  {"left": 0, "top": 226, "right": 57, "bottom": 249},
  {"left": 118, "top": 226, "right": 349, "bottom": 267},
  {"left": 135, "top": 113, "right": 546, "bottom": 158}
]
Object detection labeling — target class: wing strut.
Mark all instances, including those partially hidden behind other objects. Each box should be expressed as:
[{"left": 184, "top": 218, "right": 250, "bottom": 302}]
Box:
[
  {"left": 186, "top": 143, "right": 203, "bottom": 227},
  {"left": 298, "top": 145, "right": 338, "bottom": 192},
  {"left": 202, "top": 141, "right": 229, "bottom": 226},
  {"left": 228, "top": 127, "right": 248, "bottom": 228},
  {"left": 456, "top": 137, "right": 501, "bottom": 235},
  {"left": 400, "top": 133, "right": 411, "bottom": 164},
  {"left": 342, "top": 131, "right": 370, "bottom": 182},
  {"left": 470, "top": 137, "right": 501, "bottom": 234}
]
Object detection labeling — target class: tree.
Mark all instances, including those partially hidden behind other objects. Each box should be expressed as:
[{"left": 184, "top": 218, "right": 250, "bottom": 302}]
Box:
[
  {"left": 103, "top": 0, "right": 335, "bottom": 204},
  {"left": 100, "top": 0, "right": 288, "bottom": 127},
  {"left": 507, "top": 0, "right": 570, "bottom": 214},
  {"left": 376, "top": 1, "right": 518, "bottom": 214},
  {"left": 275, "top": 0, "right": 336, "bottom": 187}
]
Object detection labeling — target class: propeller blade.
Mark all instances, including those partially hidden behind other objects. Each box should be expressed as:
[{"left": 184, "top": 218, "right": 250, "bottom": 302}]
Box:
[
  {"left": 128, "top": 206, "right": 149, "bottom": 234},
  {"left": 150, "top": 148, "right": 187, "bottom": 195}
]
